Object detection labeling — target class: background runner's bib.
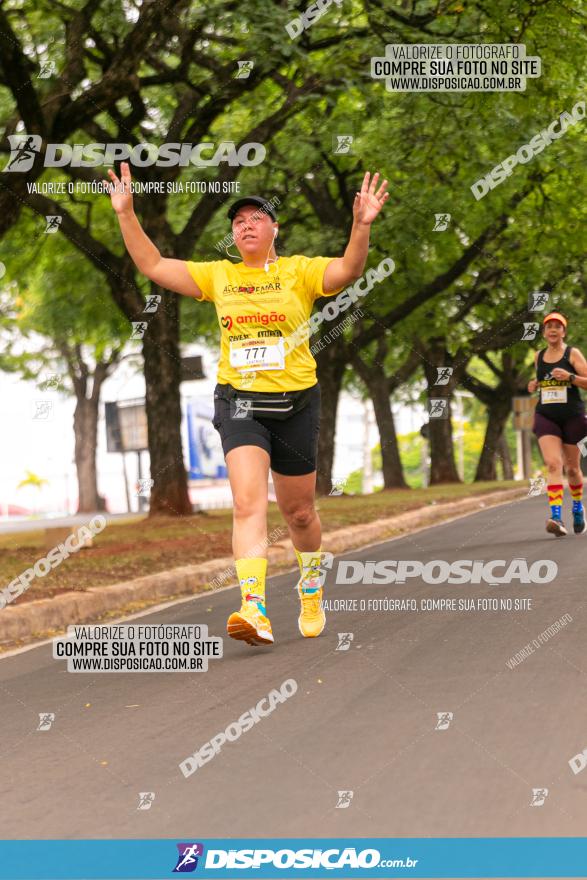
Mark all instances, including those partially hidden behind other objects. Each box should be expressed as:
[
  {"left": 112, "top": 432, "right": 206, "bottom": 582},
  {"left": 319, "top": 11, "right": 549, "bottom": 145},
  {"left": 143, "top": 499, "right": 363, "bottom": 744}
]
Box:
[
  {"left": 185, "top": 255, "right": 344, "bottom": 392},
  {"left": 540, "top": 387, "right": 568, "bottom": 404}
]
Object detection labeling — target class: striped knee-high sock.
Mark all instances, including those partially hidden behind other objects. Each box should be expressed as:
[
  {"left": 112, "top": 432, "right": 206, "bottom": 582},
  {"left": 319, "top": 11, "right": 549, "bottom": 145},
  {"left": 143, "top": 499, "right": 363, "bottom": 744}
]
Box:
[
  {"left": 547, "top": 484, "right": 564, "bottom": 520},
  {"left": 569, "top": 481, "right": 584, "bottom": 514}
]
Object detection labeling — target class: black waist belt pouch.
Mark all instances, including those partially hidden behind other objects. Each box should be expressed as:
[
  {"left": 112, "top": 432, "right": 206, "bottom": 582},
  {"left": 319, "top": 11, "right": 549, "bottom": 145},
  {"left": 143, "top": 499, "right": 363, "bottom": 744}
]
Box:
[{"left": 215, "top": 383, "right": 315, "bottom": 421}]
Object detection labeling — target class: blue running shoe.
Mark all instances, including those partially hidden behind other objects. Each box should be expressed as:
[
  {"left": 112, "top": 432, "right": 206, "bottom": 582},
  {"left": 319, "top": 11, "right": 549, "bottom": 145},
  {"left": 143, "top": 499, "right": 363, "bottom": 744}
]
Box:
[{"left": 573, "top": 509, "right": 586, "bottom": 534}]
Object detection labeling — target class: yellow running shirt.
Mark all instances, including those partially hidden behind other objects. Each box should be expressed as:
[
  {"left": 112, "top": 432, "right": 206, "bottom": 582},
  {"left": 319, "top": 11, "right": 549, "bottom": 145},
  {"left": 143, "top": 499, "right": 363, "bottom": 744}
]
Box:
[{"left": 186, "top": 255, "right": 342, "bottom": 392}]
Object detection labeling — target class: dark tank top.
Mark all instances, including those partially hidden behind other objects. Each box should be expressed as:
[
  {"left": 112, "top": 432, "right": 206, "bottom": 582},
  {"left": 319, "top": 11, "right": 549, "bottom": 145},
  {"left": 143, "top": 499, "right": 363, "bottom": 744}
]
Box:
[{"left": 536, "top": 345, "right": 584, "bottom": 421}]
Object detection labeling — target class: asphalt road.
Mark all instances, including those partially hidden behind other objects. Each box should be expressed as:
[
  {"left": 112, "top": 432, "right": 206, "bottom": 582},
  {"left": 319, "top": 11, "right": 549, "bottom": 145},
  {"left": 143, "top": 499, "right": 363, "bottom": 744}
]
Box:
[{"left": 1, "top": 494, "right": 586, "bottom": 842}]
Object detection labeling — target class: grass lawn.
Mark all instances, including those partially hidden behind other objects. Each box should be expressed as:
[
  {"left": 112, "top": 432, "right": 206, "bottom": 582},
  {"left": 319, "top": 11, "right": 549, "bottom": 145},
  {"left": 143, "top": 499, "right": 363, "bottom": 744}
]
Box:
[{"left": 0, "top": 481, "right": 522, "bottom": 606}]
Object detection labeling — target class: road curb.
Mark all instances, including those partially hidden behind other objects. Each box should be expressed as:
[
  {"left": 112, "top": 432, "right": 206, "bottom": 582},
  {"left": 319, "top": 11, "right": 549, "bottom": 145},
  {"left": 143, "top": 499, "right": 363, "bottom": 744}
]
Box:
[{"left": 0, "top": 487, "right": 526, "bottom": 644}]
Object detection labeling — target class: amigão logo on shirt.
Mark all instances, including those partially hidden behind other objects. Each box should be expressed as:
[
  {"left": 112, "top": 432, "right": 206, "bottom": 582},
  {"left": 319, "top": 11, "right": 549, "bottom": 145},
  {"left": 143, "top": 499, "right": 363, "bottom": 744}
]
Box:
[
  {"left": 238, "top": 312, "right": 286, "bottom": 325},
  {"left": 221, "top": 313, "right": 286, "bottom": 330}
]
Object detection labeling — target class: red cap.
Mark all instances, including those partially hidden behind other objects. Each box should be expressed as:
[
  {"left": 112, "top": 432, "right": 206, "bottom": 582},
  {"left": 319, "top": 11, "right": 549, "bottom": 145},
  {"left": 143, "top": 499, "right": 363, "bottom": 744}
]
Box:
[{"left": 542, "top": 311, "right": 567, "bottom": 328}]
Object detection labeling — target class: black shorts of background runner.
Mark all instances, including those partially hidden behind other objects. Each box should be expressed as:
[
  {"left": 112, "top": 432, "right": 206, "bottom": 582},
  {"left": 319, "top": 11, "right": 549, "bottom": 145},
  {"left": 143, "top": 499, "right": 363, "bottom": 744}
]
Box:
[
  {"left": 213, "top": 383, "right": 321, "bottom": 475},
  {"left": 533, "top": 412, "right": 587, "bottom": 444}
]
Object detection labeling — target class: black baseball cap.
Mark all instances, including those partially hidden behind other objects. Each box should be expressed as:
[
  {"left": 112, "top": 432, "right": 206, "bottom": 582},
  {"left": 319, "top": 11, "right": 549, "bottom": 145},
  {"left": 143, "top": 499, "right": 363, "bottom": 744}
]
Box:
[{"left": 227, "top": 195, "right": 277, "bottom": 222}]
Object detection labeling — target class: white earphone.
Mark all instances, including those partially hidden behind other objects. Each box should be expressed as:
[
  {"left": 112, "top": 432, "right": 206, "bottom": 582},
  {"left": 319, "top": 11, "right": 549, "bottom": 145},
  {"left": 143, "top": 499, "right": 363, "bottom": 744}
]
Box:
[{"left": 264, "top": 227, "right": 278, "bottom": 271}]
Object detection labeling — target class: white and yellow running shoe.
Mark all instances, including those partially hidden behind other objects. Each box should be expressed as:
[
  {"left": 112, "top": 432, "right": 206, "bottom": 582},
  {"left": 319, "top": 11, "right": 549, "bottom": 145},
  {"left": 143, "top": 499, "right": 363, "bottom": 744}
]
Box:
[
  {"left": 227, "top": 596, "right": 274, "bottom": 646},
  {"left": 297, "top": 562, "right": 326, "bottom": 638}
]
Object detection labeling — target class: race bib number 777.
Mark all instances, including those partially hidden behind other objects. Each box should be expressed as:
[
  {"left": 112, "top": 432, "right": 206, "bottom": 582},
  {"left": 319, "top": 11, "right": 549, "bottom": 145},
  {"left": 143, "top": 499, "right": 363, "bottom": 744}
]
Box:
[{"left": 229, "top": 338, "right": 285, "bottom": 372}]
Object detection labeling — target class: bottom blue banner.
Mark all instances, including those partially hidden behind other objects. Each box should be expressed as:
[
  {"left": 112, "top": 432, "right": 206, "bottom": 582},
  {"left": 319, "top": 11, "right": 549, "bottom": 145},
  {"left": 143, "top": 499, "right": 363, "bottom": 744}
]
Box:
[{"left": 0, "top": 838, "right": 587, "bottom": 879}]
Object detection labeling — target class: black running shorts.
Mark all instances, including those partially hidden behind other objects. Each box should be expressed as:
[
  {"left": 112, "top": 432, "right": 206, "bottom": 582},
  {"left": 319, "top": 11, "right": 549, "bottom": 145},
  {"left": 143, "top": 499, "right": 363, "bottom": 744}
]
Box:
[
  {"left": 533, "top": 412, "right": 587, "bottom": 445},
  {"left": 212, "top": 382, "right": 321, "bottom": 476}
]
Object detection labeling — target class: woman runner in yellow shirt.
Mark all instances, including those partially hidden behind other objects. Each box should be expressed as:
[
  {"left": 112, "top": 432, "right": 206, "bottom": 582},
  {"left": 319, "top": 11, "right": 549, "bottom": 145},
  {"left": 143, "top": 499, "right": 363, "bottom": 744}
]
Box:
[{"left": 107, "top": 162, "right": 389, "bottom": 646}]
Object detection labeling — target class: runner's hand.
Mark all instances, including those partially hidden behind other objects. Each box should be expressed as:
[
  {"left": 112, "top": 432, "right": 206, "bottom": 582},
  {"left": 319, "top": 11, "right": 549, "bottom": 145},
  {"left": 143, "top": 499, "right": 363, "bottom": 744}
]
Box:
[
  {"left": 354, "top": 171, "right": 389, "bottom": 225},
  {"left": 527, "top": 379, "right": 538, "bottom": 393},
  {"left": 103, "top": 162, "right": 133, "bottom": 215},
  {"left": 551, "top": 368, "right": 570, "bottom": 381}
]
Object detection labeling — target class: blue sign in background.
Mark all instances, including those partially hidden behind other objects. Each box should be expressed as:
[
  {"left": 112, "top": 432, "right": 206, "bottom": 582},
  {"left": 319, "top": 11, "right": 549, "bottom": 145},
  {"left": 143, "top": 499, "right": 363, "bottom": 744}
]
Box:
[{"left": 0, "top": 838, "right": 586, "bottom": 879}]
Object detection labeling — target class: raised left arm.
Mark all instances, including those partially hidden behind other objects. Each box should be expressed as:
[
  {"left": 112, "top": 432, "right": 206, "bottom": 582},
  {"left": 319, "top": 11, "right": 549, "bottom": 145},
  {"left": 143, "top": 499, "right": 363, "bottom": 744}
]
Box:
[{"left": 323, "top": 171, "right": 389, "bottom": 294}]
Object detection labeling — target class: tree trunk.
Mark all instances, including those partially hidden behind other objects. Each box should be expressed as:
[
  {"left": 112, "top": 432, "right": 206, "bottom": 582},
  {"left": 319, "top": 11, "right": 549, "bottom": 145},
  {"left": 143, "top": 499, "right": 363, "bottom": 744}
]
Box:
[
  {"left": 315, "top": 346, "right": 346, "bottom": 495},
  {"left": 428, "top": 408, "right": 461, "bottom": 484},
  {"left": 65, "top": 353, "right": 112, "bottom": 515},
  {"left": 142, "top": 284, "right": 192, "bottom": 516},
  {"left": 74, "top": 397, "right": 100, "bottom": 513},
  {"left": 497, "top": 432, "right": 514, "bottom": 480},
  {"left": 474, "top": 398, "right": 512, "bottom": 482},
  {"left": 421, "top": 341, "right": 461, "bottom": 484},
  {"left": 368, "top": 377, "right": 407, "bottom": 488},
  {"left": 351, "top": 346, "right": 420, "bottom": 490}
]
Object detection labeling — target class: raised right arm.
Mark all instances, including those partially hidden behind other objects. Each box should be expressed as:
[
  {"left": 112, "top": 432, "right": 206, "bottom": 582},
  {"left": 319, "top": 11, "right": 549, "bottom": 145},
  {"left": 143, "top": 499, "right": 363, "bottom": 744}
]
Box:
[{"left": 105, "top": 162, "right": 203, "bottom": 300}]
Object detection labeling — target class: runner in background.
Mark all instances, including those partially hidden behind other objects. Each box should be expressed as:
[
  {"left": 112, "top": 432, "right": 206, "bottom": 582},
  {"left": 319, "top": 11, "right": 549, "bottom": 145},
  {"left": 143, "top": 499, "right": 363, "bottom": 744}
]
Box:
[{"left": 528, "top": 312, "right": 587, "bottom": 536}]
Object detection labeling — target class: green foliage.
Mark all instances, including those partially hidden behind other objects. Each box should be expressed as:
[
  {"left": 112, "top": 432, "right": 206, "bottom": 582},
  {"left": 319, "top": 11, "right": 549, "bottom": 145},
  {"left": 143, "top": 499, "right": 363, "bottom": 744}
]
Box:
[
  {"left": 2, "top": 0, "right": 587, "bottom": 475},
  {"left": 0, "top": 210, "right": 128, "bottom": 389}
]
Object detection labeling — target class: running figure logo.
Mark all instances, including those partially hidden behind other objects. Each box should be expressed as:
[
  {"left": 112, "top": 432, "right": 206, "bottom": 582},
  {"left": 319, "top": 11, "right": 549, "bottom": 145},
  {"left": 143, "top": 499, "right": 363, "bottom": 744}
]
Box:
[
  {"left": 131, "top": 321, "right": 148, "bottom": 340},
  {"left": 173, "top": 843, "right": 204, "bottom": 872},
  {"left": 530, "top": 788, "right": 548, "bottom": 806},
  {"left": 237, "top": 371, "right": 256, "bottom": 390},
  {"left": 235, "top": 60, "right": 254, "bottom": 78},
  {"left": 37, "top": 713, "right": 55, "bottom": 731},
  {"left": 336, "top": 633, "right": 354, "bottom": 651},
  {"left": 434, "top": 367, "right": 453, "bottom": 385},
  {"left": 44, "top": 215, "right": 62, "bottom": 234},
  {"left": 329, "top": 478, "right": 346, "bottom": 496},
  {"left": 433, "top": 213, "right": 451, "bottom": 231},
  {"left": 143, "top": 294, "right": 161, "bottom": 313},
  {"left": 528, "top": 292, "right": 549, "bottom": 311},
  {"left": 333, "top": 135, "right": 353, "bottom": 154},
  {"left": 137, "top": 792, "right": 155, "bottom": 810},
  {"left": 37, "top": 61, "right": 57, "bottom": 78},
  {"left": 428, "top": 399, "right": 448, "bottom": 419},
  {"left": 528, "top": 475, "right": 546, "bottom": 496},
  {"left": 136, "top": 478, "right": 154, "bottom": 497},
  {"left": 32, "top": 401, "right": 53, "bottom": 420},
  {"left": 578, "top": 436, "right": 587, "bottom": 458},
  {"left": 307, "top": 551, "right": 334, "bottom": 587},
  {"left": 336, "top": 790, "right": 354, "bottom": 809},
  {"left": 521, "top": 323, "right": 539, "bottom": 341},
  {"left": 233, "top": 398, "right": 253, "bottom": 419},
  {"left": 40, "top": 374, "right": 60, "bottom": 391},
  {"left": 435, "top": 712, "right": 453, "bottom": 731},
  {"left": 3, "top": 134, "right": 42, "bottom": 172}
]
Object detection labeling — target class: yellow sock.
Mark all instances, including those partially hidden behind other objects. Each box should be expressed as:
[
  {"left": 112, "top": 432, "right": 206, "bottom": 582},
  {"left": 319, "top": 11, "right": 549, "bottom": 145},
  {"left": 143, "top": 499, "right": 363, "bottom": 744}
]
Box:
[
  {"left": 295, "top": 547, "right": 323, "bottom": 593},
  {"left": 235, "top": 557, "right": 267, "bottom": 612}
]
